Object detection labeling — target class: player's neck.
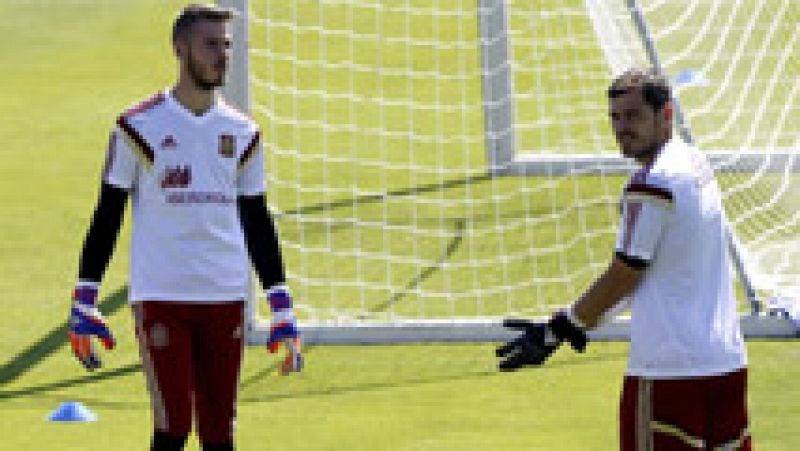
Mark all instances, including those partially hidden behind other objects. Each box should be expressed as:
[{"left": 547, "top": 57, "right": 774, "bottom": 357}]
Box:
[{"left": 171, "top": 82, "right": 217, "bottom": 116}]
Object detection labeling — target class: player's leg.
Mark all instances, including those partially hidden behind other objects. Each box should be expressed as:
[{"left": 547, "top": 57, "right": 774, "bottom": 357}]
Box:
[
  {"left": 706, "top": 368, "right": 751, "bottom": 450},
  {"left": 133, "top": 302, "right": 195, "bottom": 450},
  {"left": 191, "top": 301, "right": 245, "bottom": 450},
  {"left": 620, "top": 375, "right": 706, "bottom": 450}
]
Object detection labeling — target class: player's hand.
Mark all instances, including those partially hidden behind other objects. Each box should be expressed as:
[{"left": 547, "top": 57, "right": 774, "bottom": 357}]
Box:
[
  {"left": 68, "top": 282, "right": 115, "bottom": 371},
  {"left": 266, "top": 285, "right": 303, "bottom": 374},
  {"left": 496, "top": 318, "right": 560, "bottom": 371},
  {"left": 496, "top": 311, "right": 587, "bottom": 371}
]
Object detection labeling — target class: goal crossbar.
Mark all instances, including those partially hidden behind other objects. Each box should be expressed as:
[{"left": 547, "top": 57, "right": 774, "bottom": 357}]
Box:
[
  {"left": 247, "top": 316, "right": 798, "bottom": 345},
  {"left": 492, "top": 150, "right": 800, "bottom": 176}
]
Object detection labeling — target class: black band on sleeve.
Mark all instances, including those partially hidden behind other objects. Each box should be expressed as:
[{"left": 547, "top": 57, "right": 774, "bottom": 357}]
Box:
[
  {"left": 615, "top": 251, "right": 650, "bottom": 270},
  {"left": 78, "top": 182, "right": 129, "bottom": 282},
  {"left": 238, "top": 194, "right": 286, "bottom": 290}
]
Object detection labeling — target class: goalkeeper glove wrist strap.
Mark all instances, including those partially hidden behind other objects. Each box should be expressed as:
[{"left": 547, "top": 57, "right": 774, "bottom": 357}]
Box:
[
  {"left": 565, "top": 305, "right": 588, "bottom": 330},
  {"left": 74, "top": 280, "right": 99, "bottom": 304},
  {"left": 267, "top": 284, "right": 292, "bottom": 311},
  {"left": 549, "top": 311, "right": 588, "bottom": 352}
]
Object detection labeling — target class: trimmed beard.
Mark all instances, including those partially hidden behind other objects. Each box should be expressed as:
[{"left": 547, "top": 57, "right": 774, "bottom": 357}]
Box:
[
  {"left": 623, "top": 137, "right": 662, "bottom": 164},
  {"left": 187, "top": 47, "right": 224, "bottom": 91}
]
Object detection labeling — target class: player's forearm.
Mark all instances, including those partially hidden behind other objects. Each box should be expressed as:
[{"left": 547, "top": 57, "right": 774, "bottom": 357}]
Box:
[
  {"left": 78, "top": 183, "right": 128, "bottom": 282},
  {"left": 238, "top": 194, "right": 286, "bottom": 290},
  {"left": 572, "top": 256, "right": 644, "bottom": 329}
]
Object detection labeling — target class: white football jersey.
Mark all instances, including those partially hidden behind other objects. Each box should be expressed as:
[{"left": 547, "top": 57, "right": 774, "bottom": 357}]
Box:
[
  {"left": 616, "top": 139, "right": 746, "bottom": 378},
  {"left": 103, "top": 90, "right": 264, "bottom": 302}
]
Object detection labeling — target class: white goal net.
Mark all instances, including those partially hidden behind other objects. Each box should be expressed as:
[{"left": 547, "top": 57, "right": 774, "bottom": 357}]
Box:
[
  {"left": 579, "top": 0, "right": 800, "bottom": 312},
  {"left": 221, "top": 0, "right": 799, "bottom": 342}
]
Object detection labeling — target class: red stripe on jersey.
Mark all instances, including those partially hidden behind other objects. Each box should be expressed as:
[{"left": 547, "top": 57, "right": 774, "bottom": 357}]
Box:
[
  {"left": 102, "top": 132, "right": 117, "bottom": 180},
  {"left": 630, "top": 166, "right": 650, "bottom": 184},
  {"left": 116, "top": 116, "right": 155, "bottom": 165},
  {"left": 122, "top": 92, "right": 166, "bottom": 118},
  {"left": 626, "top": 183, "right": 674, "bottom": 203},
  {"left": 239, "top": 131, "right": 261, "bottom": 167},
  {"left": 623, "top": 202, "right": 642, "bottom": 253}
]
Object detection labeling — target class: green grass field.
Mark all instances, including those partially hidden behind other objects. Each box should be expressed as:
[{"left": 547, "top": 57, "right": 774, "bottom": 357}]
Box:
[{"left": 0, "top": 1, "right": 798, "bottom": 450}]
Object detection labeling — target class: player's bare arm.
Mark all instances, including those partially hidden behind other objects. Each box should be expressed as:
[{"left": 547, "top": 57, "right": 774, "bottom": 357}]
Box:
[
  {"left": 572, "top": 255, "right": 644, "bottom": 329},
  {"left": 496, "top": 256, "right": 644, "bottom": 371}
]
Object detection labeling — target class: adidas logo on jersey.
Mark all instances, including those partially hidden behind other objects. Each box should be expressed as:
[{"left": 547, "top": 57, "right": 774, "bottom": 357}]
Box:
[
  {"left": 160, "top": 134, "right": 178, "bottom": 149},
  {"left": 161, "top": 165, "right": 192, "bottom": 189}
]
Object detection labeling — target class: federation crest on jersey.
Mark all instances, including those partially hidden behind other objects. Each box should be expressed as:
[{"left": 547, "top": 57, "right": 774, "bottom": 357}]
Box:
[{"left": 219, "top": 134, "right": 236, "bottom": 158}]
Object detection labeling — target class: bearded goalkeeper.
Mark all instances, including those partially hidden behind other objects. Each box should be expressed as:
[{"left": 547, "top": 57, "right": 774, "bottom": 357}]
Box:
[{"left": 67, "top": 4, "right": 301, "bottom": 450}]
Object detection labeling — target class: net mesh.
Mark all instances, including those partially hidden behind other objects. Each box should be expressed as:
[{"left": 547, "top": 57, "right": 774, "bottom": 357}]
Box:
[{"left": 247, "top": 0, "right": 798, "bottom": 327}]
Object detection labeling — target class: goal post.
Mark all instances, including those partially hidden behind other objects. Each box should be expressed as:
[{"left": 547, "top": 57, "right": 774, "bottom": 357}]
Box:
[
  {"left": 491, "top": 0, "right": 799, "bottom": 177},
  {"left": 221, "top": 0, "right": 799, "bottom": 344}
]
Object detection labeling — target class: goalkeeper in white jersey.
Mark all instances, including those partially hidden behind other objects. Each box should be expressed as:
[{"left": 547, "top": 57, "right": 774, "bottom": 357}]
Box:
[
  {"left": 67, "top": 5, "right": 301, "bottom": 451},
  {"left": 497, "top": 68, "right": 750, "bottom": 450}
]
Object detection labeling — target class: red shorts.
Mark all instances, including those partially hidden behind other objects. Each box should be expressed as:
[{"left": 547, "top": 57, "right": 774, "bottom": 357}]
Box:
[
  {"left": 620, "top": 368, "right": 751, "bottom": 450},
  {"left": 132, "top": 301, "right": 244, "bottom": 445}
]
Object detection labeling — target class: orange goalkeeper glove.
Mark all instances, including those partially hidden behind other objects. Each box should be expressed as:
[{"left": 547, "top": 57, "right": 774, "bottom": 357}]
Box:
[
  {"left": 68, "top": 281, "right": 115, "bottom": 371},
  {"left": 266, "top": 285, "right": 303, "bottom": 374}
]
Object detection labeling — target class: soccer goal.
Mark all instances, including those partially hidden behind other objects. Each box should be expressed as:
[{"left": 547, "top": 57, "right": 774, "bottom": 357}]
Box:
[{"left": 219, "top": 0, "right": 799, "bottom": 344}]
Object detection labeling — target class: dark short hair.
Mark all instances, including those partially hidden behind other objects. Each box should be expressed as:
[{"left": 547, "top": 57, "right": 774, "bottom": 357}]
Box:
[
  {"left": 172, "top": 3, "right": 235, "bottom": 43},
  {"left": 607, "top": 68, "right": 671, "bottom": 111}
]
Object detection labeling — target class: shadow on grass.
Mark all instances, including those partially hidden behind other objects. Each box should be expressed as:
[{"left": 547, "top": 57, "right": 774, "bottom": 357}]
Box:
[
  {"left": 0, "top": 173, "right": 554, "bottom": 402},
  {"left": 242, "top": 218, "right": 468, "bottom": 387},
  {"left": 238, "top": 347, "right": 629, "bottom": 404},
  {"left": 367, "top": 218, "right": 466, "bottom": 314},
  {"left": 0, "top": 362, "right": 142, "bottom": 401},
  {"left": 0, "top": 347, "right": 629, "bottom": 405},
  {"left": 239, "top": 366, "right": 496, "bottom": 404},
  {"left": 285, "top": 173, "right": 493, "bottom": 216},
  {"left": 0, "top": 286, "right": 129, "bottom": 387}
]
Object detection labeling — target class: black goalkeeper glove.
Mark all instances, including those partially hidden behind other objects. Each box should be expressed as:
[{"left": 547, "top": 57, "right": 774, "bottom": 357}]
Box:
[{"left": 496, "top": 311, "right": 587, "bottom": 371}]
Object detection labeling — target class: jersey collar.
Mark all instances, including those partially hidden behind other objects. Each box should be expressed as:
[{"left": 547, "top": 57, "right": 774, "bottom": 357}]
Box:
[{"left": 165, "top": 89, "right": 219, "bottom": 124}]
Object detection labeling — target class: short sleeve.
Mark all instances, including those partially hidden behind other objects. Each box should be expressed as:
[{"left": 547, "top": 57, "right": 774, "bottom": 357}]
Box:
[
  {"left": 237, "top": 130, "right": 265, "bottom": 196},
  {"left": 102, "top": 129, "right": 138, "bottom": 190},
  {"left": 615, "top": 181, "right": 674, "bottom": 264}
]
